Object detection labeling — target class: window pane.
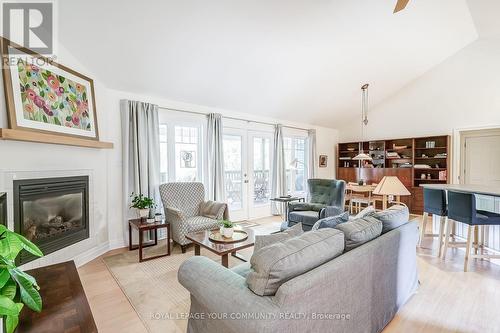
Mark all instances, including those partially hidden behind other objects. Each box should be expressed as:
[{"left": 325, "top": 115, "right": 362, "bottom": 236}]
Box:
[
  {"left": 223, "top": 135, "right": 243, "bottom": 211},
  {"left": 284, "top": 136, "right": 308, "bottom": 196},
  {"left": 175, "top": 126, "right": 199, "bottom": 181},
  {"left": 253, "top": 137, "right": 270, "bottom": 205}
]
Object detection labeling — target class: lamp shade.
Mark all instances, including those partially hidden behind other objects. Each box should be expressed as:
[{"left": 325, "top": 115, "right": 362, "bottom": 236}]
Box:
[
  {"left": 352, "top": 153, "right": 372, "bottom": 161},
  {"left": 372, "top": 176, "right": 410, "bottom": 196}
]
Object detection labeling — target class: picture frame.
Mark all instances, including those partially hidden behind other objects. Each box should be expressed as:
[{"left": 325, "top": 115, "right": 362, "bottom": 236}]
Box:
[
  {"left": 319, "top": 155, "right": 328, "bottom": 168},
  {"left": 1, "top": 37, "right": 99, "bottom": 140}
]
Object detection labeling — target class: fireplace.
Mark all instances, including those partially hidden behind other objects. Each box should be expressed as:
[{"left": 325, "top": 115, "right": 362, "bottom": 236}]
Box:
[{"left": 13, "top": 176, "right": 89, "bottom": 265}]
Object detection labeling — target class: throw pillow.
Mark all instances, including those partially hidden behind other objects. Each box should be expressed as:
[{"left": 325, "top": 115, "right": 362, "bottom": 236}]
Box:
[
  {"left": 254, "top": 223, "right": 303, "bottom": 252},
  {"left": 311, "top": 211, "right": 350, "bottom": 230},
  {"left": 352, "top": 205, "right": 376, "bottom": 219},
  {"left": 247, "top": 229, "right": 345, "bottom": 296},
  {"left": 373, "top": 205, "right": 409, "bottom": 233},
  {"left": 335, "top": 216, "right": 382, "bottom": 251}
]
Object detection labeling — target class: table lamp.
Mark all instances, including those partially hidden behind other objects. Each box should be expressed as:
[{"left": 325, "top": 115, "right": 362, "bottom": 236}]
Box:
[{"left": 372, "top": 176, "right": 411, "bottom": 210}]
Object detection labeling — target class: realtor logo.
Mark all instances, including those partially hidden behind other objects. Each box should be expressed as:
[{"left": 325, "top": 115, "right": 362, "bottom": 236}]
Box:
[{"left": 1, "top": 1, "right": 54, "bottom": 54}]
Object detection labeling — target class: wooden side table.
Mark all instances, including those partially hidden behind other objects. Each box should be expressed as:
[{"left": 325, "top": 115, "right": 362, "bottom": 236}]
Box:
[{"left": 128, "top": 219, "right": 171, "bottom": 262}]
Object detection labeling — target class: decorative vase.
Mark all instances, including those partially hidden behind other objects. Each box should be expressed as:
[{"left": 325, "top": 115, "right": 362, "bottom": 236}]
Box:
[
  {"left": 138, "top": 208, "right": 150, "bottom": 219},
  {"left": 223, "top": 227, "right": 234, "bottom": 238}
]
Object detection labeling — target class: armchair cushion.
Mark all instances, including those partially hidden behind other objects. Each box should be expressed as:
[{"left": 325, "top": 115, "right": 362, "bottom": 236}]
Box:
[
  {"left": 186, "top": 216, "right": 220, "bottom": 233},
  {"left": 199, "top": 201, "right": 229, "bottom": 220},
  {"left": 288, "top": 211, "right": 320, "bottom": 228}
]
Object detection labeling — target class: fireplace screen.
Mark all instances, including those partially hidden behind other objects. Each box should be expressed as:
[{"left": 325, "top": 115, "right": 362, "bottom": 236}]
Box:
[{"left": 14, "top": 176, "right": 89, "bottom": 265}]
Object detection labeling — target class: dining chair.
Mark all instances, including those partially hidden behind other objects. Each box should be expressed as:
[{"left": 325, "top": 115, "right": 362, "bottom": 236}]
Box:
[{"left": 444, "top": 190, "right": 500, "bottom": 272}]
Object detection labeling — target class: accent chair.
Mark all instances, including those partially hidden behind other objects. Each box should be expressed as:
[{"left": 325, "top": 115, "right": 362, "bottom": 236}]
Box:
[
  {"left": 287, "top": 179, "right": 346, "bottom": 231},
  {"left": 159, "top": 182, "right": 226, "bottom": 253}
]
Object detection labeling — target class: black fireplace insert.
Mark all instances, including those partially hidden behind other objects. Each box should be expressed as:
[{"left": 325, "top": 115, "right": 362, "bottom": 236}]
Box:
[{"left": 13, "top": 176, "right": 89, "bottom": 265}]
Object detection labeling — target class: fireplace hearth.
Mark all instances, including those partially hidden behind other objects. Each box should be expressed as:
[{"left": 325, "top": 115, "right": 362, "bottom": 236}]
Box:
[{"left": 13, "top": 176, "right": 89, "bottom": 265}]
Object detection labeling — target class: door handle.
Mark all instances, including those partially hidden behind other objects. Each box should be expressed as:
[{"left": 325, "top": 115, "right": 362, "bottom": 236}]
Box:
[{"left": 244, "top": 180, "right": 249, "bottom": 183}]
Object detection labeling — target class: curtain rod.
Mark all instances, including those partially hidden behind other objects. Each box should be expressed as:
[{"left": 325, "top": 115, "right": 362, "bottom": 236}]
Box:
[{"left": 157, "top": 106, "right": 311, "bottom": 132}]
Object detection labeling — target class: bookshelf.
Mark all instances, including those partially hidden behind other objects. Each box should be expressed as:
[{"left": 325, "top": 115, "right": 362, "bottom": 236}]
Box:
[{"left": 337, "top": 135, "right": 450, "bottom": 214}]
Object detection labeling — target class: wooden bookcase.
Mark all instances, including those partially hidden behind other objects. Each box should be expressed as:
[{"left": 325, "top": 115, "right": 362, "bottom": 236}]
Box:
[{"left": 337, "top": 135, "right": 450, "bottom": 214}]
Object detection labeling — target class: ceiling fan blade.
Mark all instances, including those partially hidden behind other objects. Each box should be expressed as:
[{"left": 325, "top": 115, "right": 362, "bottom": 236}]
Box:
[{"left": 393, "top": 0, "right": 410, "bottom": 13}]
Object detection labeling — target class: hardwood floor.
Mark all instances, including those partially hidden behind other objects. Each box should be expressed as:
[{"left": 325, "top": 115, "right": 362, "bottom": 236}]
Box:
[{"left": 78, "top": 216, "right": 500, "bottom": 333}]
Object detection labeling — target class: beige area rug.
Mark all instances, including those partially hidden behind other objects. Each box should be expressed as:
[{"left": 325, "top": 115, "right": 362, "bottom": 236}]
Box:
[{"left": 103, "top": 220, "right": 281, "bottom": 333}]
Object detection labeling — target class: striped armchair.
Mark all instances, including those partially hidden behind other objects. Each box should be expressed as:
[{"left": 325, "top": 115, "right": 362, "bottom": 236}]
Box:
[{"left": 159, "top": 182, "right": 225, "bottom": 253}]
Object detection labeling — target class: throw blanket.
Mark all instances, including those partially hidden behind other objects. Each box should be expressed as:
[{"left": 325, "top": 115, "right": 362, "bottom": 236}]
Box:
[{"left": 199, "top": 201, "right": 230, "bottom": 220}]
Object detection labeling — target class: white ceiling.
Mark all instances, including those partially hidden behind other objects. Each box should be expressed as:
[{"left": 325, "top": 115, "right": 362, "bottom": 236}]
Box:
[{"left": 58, "top": 0, "right": 478, "bottom": 127}]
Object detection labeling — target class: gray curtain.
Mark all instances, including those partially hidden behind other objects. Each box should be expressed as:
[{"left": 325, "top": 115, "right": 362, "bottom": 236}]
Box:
[
  {"left": 308, "top": 129, "right": 317, "bottom": 179},
  {"left": 206, "top": 113, "right": 226, "bottom": 201},
  {"left": 121, "top": 99, "right": 160, "bottom": 241},
  {"left": 271, "top": 124, "right": 287, "bottom": 215}
]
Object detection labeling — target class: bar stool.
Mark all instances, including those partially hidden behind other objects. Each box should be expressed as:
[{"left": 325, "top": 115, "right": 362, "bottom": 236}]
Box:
[
  {"left": 444, "top": 191, "right": 500, "bottom": 272},
  {"left": 419, "top": 188, "right": 448, "bottom": 257}
]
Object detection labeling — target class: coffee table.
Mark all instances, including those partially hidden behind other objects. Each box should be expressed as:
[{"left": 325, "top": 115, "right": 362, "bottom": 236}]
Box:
[{"left": 185, "top": 227, "right": 256, "bottom": 268}]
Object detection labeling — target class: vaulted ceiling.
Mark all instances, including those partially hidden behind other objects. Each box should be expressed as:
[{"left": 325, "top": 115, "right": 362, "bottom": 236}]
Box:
[{"left": 58, "top": 0, "right": 478, "bottom": 127}]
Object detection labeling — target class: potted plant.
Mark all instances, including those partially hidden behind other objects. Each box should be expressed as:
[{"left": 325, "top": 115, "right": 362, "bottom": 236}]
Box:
[
  {"left": 0, "top": 225, "right": 43, "bottom": 333},
  {"left": 130, "top": 193, "right": 156, "bottom": 219},
  {"left": 219, "top": 220, "right": 234, "bottom": 238}
]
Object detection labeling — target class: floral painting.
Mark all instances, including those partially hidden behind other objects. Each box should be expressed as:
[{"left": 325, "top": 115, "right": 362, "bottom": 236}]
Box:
[
  {"left": 17, "top": 58, "right": 92, "bottom": 131},
  {"left": 2, "top": 37, "right": 98, "bottom": 140}
]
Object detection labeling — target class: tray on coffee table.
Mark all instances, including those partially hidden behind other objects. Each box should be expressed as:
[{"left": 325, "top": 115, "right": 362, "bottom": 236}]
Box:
[{"left": 209, "top": 230, "right": 248, "bottom": 244}]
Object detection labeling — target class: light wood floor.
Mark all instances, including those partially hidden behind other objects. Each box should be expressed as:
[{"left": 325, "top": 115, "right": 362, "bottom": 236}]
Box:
[{"left": 78, "top": 216, "right": 500, "bottom": 333}]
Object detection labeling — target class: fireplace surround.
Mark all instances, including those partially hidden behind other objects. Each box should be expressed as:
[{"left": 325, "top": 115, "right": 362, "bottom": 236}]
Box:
[{"left": 13, "top": 176, "right": 89, "bottom": 265}]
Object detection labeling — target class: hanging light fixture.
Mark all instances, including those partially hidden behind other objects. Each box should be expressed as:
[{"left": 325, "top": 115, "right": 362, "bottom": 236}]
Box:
[{"left": 353, "top": 83, "right": 372, "bottom": 162}]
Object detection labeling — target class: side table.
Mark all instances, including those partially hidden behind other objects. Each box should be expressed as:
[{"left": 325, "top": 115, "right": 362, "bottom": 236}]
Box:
[
  {"left": 128, "top": 219, "right": 171, "bottom": 262},
  {"left": 270, "top": 196, "right": 305, "bottom": 219}
]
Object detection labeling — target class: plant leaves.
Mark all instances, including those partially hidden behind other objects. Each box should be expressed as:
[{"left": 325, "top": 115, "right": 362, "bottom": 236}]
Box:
[
  {"left": 10, "top": 269, "right": 42, "bottom": 312},
  {"left": 16, "top": 233, "right": 43, "bottom": 258},
  {"left": 0, "top": 269, "right": 10, "bottom": 289},
  {"left": 1, "top": 279, "right": 17, "bottom": 300},
  {"left": 42, "top": 115, "right": 48, "bottom": 123},
  {"left": 54, "top": 117, "right": 61, "bottom": 126},
  {"left": 0, "top": 229, "right": 23, "bottom": 260},
  {"left": 0, "top": 295, "right": 19, "bottom": 316},
  {"left": 5, "top": 303, "right": 23, "bottom": 333}
]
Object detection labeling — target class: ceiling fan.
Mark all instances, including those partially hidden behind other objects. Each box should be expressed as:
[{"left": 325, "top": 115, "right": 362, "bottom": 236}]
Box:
[{"left": 393, "top": 0, "right": 410, "bottom": 13}]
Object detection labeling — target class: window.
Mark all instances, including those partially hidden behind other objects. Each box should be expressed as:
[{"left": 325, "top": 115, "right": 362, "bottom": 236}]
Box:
[
  {"left": 159, "top": 124, "right": 168, "bottom": 183},
  {"left": 284, "top": 137, "right": 308, "bottom": 195},
  {"left": 174, "top": 126, "right": 199, "bottom": 182},
  {"left": 253, "top": 137, "right": 270, "bottom": 204},
  {"left": 159, "top": 122, "right": 202, "bottom": 183},
  {"left": 223, "top": 134, "right": 243, "bottom": 210}
]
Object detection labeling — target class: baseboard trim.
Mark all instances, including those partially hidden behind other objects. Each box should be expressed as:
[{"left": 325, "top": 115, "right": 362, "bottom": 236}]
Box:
[{"left": 74, "top": 241, "right": 110, "bottom": 267}]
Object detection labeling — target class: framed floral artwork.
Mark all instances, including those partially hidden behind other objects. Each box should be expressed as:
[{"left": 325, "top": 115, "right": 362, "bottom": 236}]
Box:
[
  {"left": 1, "top": 38, "right": 99, "bottom": 140},
  {"left": 319, "top": 155, "right": 328, "bottom": 168}
]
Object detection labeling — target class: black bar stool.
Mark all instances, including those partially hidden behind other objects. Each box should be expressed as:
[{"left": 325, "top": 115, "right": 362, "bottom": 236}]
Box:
[
  {"left": 419, "top": 188, "right": 448, "bottom": 257},
  {"left": 444, "top": 190, "right": 500, "bottom": 272}
]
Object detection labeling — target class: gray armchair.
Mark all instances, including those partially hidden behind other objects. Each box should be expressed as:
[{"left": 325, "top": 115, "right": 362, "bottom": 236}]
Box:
[
  {"left": 159, "top": 182, "right": 227, "bottom": 253},
  {"left": 287, "top": 179, "right": 346, "bottom": 231}
]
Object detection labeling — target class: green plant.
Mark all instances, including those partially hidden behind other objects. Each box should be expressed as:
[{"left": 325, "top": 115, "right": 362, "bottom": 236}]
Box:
[
  {"left": 219, "top": 220, "right": 234, "bottom": 228},
  {"left": 130, "top": 193, "right": 156, "bottom": 210},
  {"left": 0, "top": 225, "right": 43, "bottom": 333}
]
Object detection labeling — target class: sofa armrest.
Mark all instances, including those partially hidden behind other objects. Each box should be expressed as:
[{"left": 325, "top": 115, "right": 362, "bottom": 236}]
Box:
[{"left": 178, "top": 256, "right": 280, "bottom": 329}]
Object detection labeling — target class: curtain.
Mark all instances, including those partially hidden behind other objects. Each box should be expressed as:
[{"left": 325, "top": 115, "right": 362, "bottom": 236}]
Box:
[
  {"left": 121, "top": 99, "right": 160, "bottom": 241},
  {"left": 206, "top": 113, "right": 226, "bottom": 201},
  {"left": 271, "top": 124, "right": 287, "bottom": 215},
  {"left": 308, "top": 129, "right": 317, "bottom": 180}
]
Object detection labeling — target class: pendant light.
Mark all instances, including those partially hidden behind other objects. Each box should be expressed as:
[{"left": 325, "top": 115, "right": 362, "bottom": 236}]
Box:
[{"left": 353, "top": 84, "right": 372, "bottom": 162}]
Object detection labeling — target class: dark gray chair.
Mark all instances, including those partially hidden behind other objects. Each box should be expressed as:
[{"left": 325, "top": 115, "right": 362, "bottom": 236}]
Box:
[
  {"left": 443, "top": 190, "right": 500, "bottom": 271},
  {"left": 419, "top": 188, "right": 448, "bottom": 257},
  {"left": 287, "top": 179, "right": 346, "bottom": 231}
]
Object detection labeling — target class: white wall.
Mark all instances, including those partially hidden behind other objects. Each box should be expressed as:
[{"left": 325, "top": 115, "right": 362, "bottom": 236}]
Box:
[
  {"left": 338, "top": 38, "right": 500, "bottom": 143},
  {"left": 0, "top": 48, "right": 338, "bottom": 267}
]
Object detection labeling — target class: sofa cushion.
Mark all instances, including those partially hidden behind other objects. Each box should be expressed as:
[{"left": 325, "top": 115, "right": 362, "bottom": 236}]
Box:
[
  {"left": 246, "top": 229, "right": 345, "bottom": 296},
  {"left": 288, "top": 211, "right": 320, "bottom": 226},
  {"left": 312, "top": 211, "right": 349, "bottom": 230},
  {"left": 254, "top": 223, "right": 303, "bottom": 252},
  {"left": 335, "top": 216, "right": 382, "bottom": 251},
  {"left": 373, "top": 205, "right": 409, "bottom": 233},
  {"left": 352, "top": 205, "right": 376, "bottom": 220}
]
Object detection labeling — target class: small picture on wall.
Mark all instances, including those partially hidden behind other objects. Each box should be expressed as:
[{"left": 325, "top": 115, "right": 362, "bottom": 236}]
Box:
[
  {"left": 1, "top": 38, "right": 99, "bottom": 140},
  {"left": 319, "top": 155, "right": 328, "bottom": 168}
]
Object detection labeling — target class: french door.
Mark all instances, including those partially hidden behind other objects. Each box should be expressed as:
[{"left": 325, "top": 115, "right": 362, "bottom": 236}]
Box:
[{"left": 223, "top": 129, "right": 273, "bottom": 221}]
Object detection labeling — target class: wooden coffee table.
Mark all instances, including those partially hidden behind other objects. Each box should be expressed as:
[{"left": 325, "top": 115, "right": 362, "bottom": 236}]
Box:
[{"left": 185, "top": 227, "right": 255, "bottom": 268}]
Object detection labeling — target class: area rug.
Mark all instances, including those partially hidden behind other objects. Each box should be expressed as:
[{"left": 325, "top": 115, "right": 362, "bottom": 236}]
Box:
[{"left": 103, "top": 220, "right": 281, "bottom": 333}]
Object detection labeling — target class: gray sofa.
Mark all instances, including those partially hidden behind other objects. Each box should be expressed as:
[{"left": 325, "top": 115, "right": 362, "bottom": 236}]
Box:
[
  {"left": 288, "top": 179, "right": 346, "bottom": 231},
  {"left": 178, "top": 210, "right": 418, "bottom": 333}
]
